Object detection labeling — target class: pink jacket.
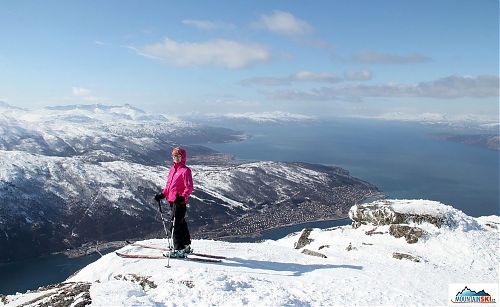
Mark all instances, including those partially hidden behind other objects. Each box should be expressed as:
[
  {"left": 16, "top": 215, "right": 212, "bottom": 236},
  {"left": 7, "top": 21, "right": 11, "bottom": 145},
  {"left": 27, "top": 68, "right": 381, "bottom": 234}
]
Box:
[{"left": 162, "top": 148, "right": 193, "bottom": 203}]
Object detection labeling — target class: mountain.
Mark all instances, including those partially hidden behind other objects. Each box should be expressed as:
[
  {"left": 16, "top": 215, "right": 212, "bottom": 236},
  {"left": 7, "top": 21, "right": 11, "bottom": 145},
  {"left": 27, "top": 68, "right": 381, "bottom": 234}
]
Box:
[
  {"left": 0, "top": 150, "right": 378, "bottom": 262},
  {"left": 2, "top": 200, "right": 498, "bottom": 306},
  {"left": 182, "top": 111, "right": 317, "bottom": 125},
  {"left": 0, "top": 104, "right": 379, "bottom": 262},
  {"left": 432, "top": 133, "right": 499, "bottom": 151},
  {"left": 0, "top": 103, "right": 244, "bottom": 165}
]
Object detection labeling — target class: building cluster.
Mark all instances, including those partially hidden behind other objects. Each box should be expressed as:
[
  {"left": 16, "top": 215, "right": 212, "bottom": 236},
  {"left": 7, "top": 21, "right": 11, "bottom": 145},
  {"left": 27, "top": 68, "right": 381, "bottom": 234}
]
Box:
[{"left": 205, "top": 186, "right": 382, "bottom": 239}]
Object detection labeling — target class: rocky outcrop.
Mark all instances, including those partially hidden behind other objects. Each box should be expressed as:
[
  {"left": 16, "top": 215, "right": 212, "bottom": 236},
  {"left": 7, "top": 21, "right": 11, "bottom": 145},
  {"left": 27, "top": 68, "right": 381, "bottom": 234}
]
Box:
[
  {"left": 114, "top": 274, "right": 157, "bottom": 291},
  {"left": 2, "top": 282, "right": 92, "bottom": 307},
  {"left": 392, "top": 252, "right": 421, "bottom": 263},
  {"left": 365, "top": 227, "right": 385, "bottom": 236},
  {"left": 302, "top": 249, "right": 327, "bottom": 258},
  {"left": 389, "top": 225, "right": 425, "bottom": 244},
  {"left": 348, "top": 199, "right": 481, "bottom": 231},
  {"left": 349, "top": 201, "right": 444, "bottom": 228},
  {"left": 294, "top": 228, "right": 313, "bottom": 249},
  {"left": 345, "top": 243, "right": 357, "bottom": 251}
]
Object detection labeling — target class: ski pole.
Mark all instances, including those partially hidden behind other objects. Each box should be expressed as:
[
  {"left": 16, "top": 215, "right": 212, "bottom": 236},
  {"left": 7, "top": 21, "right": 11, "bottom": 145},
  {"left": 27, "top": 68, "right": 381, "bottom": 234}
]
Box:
[
  {"left": 166, "top": 216, "right": 176, "bottom": 269},
  {"left": 157, "top": 200, "right": 172, "bottom": 250}
]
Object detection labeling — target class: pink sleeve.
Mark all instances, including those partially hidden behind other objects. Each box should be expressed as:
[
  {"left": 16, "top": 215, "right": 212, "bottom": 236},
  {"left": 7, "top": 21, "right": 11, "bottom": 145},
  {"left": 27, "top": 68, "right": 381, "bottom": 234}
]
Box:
[
  {"left": 182, "top": 168, "right": 194, "bottom": 200},
  {"left": 162, "top": 168, "right": 174, "bottom": 196}
]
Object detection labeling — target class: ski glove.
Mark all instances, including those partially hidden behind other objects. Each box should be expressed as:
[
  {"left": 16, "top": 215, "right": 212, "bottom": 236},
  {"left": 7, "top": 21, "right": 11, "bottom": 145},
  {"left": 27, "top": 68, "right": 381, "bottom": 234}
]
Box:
[
  {"left": 175, "top": 194, "right": 185, "bottom": 204},
  {"left": 154, "top": 192, "right": 165, "bottom": 201}
]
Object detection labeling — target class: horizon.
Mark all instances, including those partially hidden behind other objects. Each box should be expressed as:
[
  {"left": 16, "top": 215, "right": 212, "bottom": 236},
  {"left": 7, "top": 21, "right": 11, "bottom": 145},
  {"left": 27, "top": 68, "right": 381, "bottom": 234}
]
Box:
[
  {"left": 1, "top": 0, "right": 499, "bottom": 121},
  {"left": 2, "top": 100, "right": 499, "bottom": 125}
]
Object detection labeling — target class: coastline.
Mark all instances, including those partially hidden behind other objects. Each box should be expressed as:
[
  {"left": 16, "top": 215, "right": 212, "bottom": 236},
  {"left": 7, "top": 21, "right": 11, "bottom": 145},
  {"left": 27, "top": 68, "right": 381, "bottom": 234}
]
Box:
[{"left": 216, "top": 217, "right": 353, "bottom": 243}]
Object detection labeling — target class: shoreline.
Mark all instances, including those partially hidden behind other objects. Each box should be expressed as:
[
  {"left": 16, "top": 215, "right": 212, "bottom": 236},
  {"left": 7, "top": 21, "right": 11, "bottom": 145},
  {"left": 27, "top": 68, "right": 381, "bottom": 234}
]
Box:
[
  {"left": 213, "top": 216, "right": 353, "bottom": 242},
  {"left": 2, "top": 194, "right": 385, "bottom": 265}
]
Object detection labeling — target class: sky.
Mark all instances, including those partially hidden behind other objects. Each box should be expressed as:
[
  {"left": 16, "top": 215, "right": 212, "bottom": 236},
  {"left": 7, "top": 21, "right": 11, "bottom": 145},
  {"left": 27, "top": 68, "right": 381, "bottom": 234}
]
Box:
[{"left": 1, "top": 0, "right": 499, "bottom": 121}]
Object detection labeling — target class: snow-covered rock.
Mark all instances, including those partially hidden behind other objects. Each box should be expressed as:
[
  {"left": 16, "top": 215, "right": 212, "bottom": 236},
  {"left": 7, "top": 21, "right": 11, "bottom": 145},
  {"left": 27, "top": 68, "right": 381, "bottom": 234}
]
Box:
[
  {"left": 349, "top": 199, "right": 481, "bottom": 230},
  {"left": 2, "top": 200, "right": 497, "bottom": 306}
]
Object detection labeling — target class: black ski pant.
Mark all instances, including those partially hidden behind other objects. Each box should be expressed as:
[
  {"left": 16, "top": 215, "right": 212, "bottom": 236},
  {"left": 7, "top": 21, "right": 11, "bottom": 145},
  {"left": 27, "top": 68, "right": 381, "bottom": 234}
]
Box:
[{"left": 170, "top": 202, "right": 191, "bottom": 250}]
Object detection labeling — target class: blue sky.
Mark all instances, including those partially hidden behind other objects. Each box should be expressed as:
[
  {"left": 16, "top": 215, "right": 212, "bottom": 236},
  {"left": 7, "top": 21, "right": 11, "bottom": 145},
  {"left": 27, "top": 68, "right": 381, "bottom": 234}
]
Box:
[{"left": 1, "top": 0, "right": 498, "bottom": 120}]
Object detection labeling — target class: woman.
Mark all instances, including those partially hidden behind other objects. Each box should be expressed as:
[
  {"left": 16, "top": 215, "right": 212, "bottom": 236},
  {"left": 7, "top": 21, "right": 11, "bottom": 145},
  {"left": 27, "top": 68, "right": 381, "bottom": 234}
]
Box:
[{"left": 154, "top": 147, "right": 194, "bottom": 258}]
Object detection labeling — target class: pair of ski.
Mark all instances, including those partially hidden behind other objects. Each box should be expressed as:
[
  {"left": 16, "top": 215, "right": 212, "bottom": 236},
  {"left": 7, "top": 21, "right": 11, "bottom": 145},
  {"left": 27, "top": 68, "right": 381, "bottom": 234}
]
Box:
[{"left": 116, "top": 241, "right": 225, "bottom": 263}]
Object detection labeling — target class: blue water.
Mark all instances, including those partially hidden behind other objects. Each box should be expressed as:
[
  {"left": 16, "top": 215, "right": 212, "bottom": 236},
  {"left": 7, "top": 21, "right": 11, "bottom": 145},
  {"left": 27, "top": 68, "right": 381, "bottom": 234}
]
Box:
[
  {"left": 227, "top": 218, "right": 352, "bottom": 243},
  {"left": 206, "top": 119, "right": 499, "bottom": 217},
  {"left": 0, "top": 253, "right": 100, "bottom": 295}
]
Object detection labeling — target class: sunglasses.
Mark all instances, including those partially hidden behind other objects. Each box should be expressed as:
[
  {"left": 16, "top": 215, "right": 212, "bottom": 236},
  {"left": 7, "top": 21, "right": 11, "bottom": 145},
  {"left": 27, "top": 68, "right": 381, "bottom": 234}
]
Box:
[{"left": 172, "top": 154, "right": 182, "bottom": 158}]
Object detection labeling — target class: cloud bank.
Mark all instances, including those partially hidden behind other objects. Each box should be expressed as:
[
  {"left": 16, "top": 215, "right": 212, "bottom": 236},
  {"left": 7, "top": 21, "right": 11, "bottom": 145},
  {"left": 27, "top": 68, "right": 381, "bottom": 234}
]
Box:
[
  {"left": 352, "top": 51, "right": 432, "bottom": 64},
  {"left": 240, "top": 70, "right": 371, "bottom": 86},
  {"left": 72, "top": 87, "right": 104, "bottom": 102},
  {"left": 268, "top": 75, "right": 499, "bottom": 100},
  {"left": 140, "top": 38, "right": 270, "bottom": 69}
]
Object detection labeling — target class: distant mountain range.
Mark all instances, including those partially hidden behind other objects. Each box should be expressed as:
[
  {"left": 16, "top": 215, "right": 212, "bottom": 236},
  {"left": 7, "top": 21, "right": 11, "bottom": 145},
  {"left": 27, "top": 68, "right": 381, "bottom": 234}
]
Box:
[
  {"left": 0, "top": 103, "right": 244, "bottom": 165},
  {"left": 182, "top": 111, "right": 317, "bottom": 125},
  {"left": 431, "top": 133, "right": 499, "bottom": 151},
  {"left": 0, "top": 103, "right": 379, "bottom": 262}
]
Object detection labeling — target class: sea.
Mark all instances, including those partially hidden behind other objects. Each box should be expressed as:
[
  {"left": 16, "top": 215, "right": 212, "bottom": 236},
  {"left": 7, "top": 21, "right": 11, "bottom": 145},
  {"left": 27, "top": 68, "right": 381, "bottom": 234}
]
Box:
[
  {"left": 1, "top": 118, "right": 498, "bottom": 295},
  {"left": 205, "top": 118, "right": 499, "bottom": 218}
]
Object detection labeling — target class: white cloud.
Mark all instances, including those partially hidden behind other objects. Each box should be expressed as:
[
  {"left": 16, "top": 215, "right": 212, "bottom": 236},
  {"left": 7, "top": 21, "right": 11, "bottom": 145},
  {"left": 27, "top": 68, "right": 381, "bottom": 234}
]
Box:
[
  {"left": 268, "top": 75, "right": 499, "bottom": 100},
  {"left": 344, "top": 75, "right": 499, "bottom": 98},
  {"left": 241, "top": 70, "right": 361, "bottom": 86},
  {"left": 182, "top": 19, "right": 217, "bottom": 30},
  {"left": 344, "top": 69, "right": 373, "bottom": 81},
  {"left": 72, "top": 87, "right": 105, "bottom": 102},
  {"left": 352, "top": 51, "right": 432, "bottom": 64},
  {"left": 268, "top": 89, "right": 332, "bottom": 101},
  {"left": 182, "top": 19, "right": 234, "bottom": 31},
  {"left": 254, "top": 10, "right": 313, "bottom": 38},
  {"left": 139, "top": 38, "right": 270, "bottom": 69},
  {"left": 291, "top": 71, "right": 341, "bottom": 83},
  {"left": 240, "top": 77, "right": 291, "bottom": 86}
]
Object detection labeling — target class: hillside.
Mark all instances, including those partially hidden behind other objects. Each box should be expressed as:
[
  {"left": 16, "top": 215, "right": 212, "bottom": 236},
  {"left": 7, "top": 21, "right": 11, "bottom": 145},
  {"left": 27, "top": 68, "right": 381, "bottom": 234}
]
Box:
[
  {"left": 2, "top": 199, "right": 498, "bottom": 306},
  {"left": 0, "top": 103, "right": 379, "bottom": 261}
]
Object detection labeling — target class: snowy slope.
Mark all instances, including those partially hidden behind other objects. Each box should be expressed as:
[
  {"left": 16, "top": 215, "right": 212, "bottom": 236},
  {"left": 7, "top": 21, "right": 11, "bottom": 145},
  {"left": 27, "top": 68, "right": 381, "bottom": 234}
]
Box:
[
  {"left": 2, "top": 200, "right": 498, "bottom": 306},
  {"left": 0, "top": 103, "right": 242, "bottom": 164},
  {"left": 5, "top": 103, "right": 378, "bottom": 261},
  {"left": 0, "top": 149, "right": 376, "bottom": 261}
]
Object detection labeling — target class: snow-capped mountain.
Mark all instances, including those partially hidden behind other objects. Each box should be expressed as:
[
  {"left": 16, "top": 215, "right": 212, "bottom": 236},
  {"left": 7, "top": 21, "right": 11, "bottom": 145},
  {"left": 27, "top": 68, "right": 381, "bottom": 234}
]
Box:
[
  {"left": 0, "top": 149, "right": 377, "bottom": 262},
  {"left": 352, "top": 112, "right": 499, "bottom": 127},
  {"left": 0, "top": 103, "right": 378, "bottom": 262},
  {"left": 183, "top": 111, "right": 317, "bottom": 125},
  {"left": 0, "top": 103, "right": 244, "bottom": 165},
  {"left": 2, "top": 200, "right": 498, "bottom": 306}
]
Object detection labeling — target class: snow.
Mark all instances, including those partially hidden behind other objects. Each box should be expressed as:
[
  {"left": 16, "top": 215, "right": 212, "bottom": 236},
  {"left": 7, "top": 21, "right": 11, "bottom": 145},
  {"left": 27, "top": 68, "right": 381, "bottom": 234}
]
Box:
[
  {"left": 2, "top": 200, "right": 481, "bottom": 306},
  {"left": 0, "top": 103, "right": 195, "bottom": 157},
  {"left": 184, "top": 111, "right": 316, "bottom": 124},
  {"left": 351, "top": 112, "right": 499, "bottom": 125},
  {"left": 2, "top": 289, "right": 58, "bottom": 307},
  {"left": 221, "top": 112, "right": 316, "bottom": 123},
  {"left": 1, "top": 200, "right": 498, "bottom": 306},
  {"left": 354, "top": 199, "right": 482, "bottom": 230}
]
